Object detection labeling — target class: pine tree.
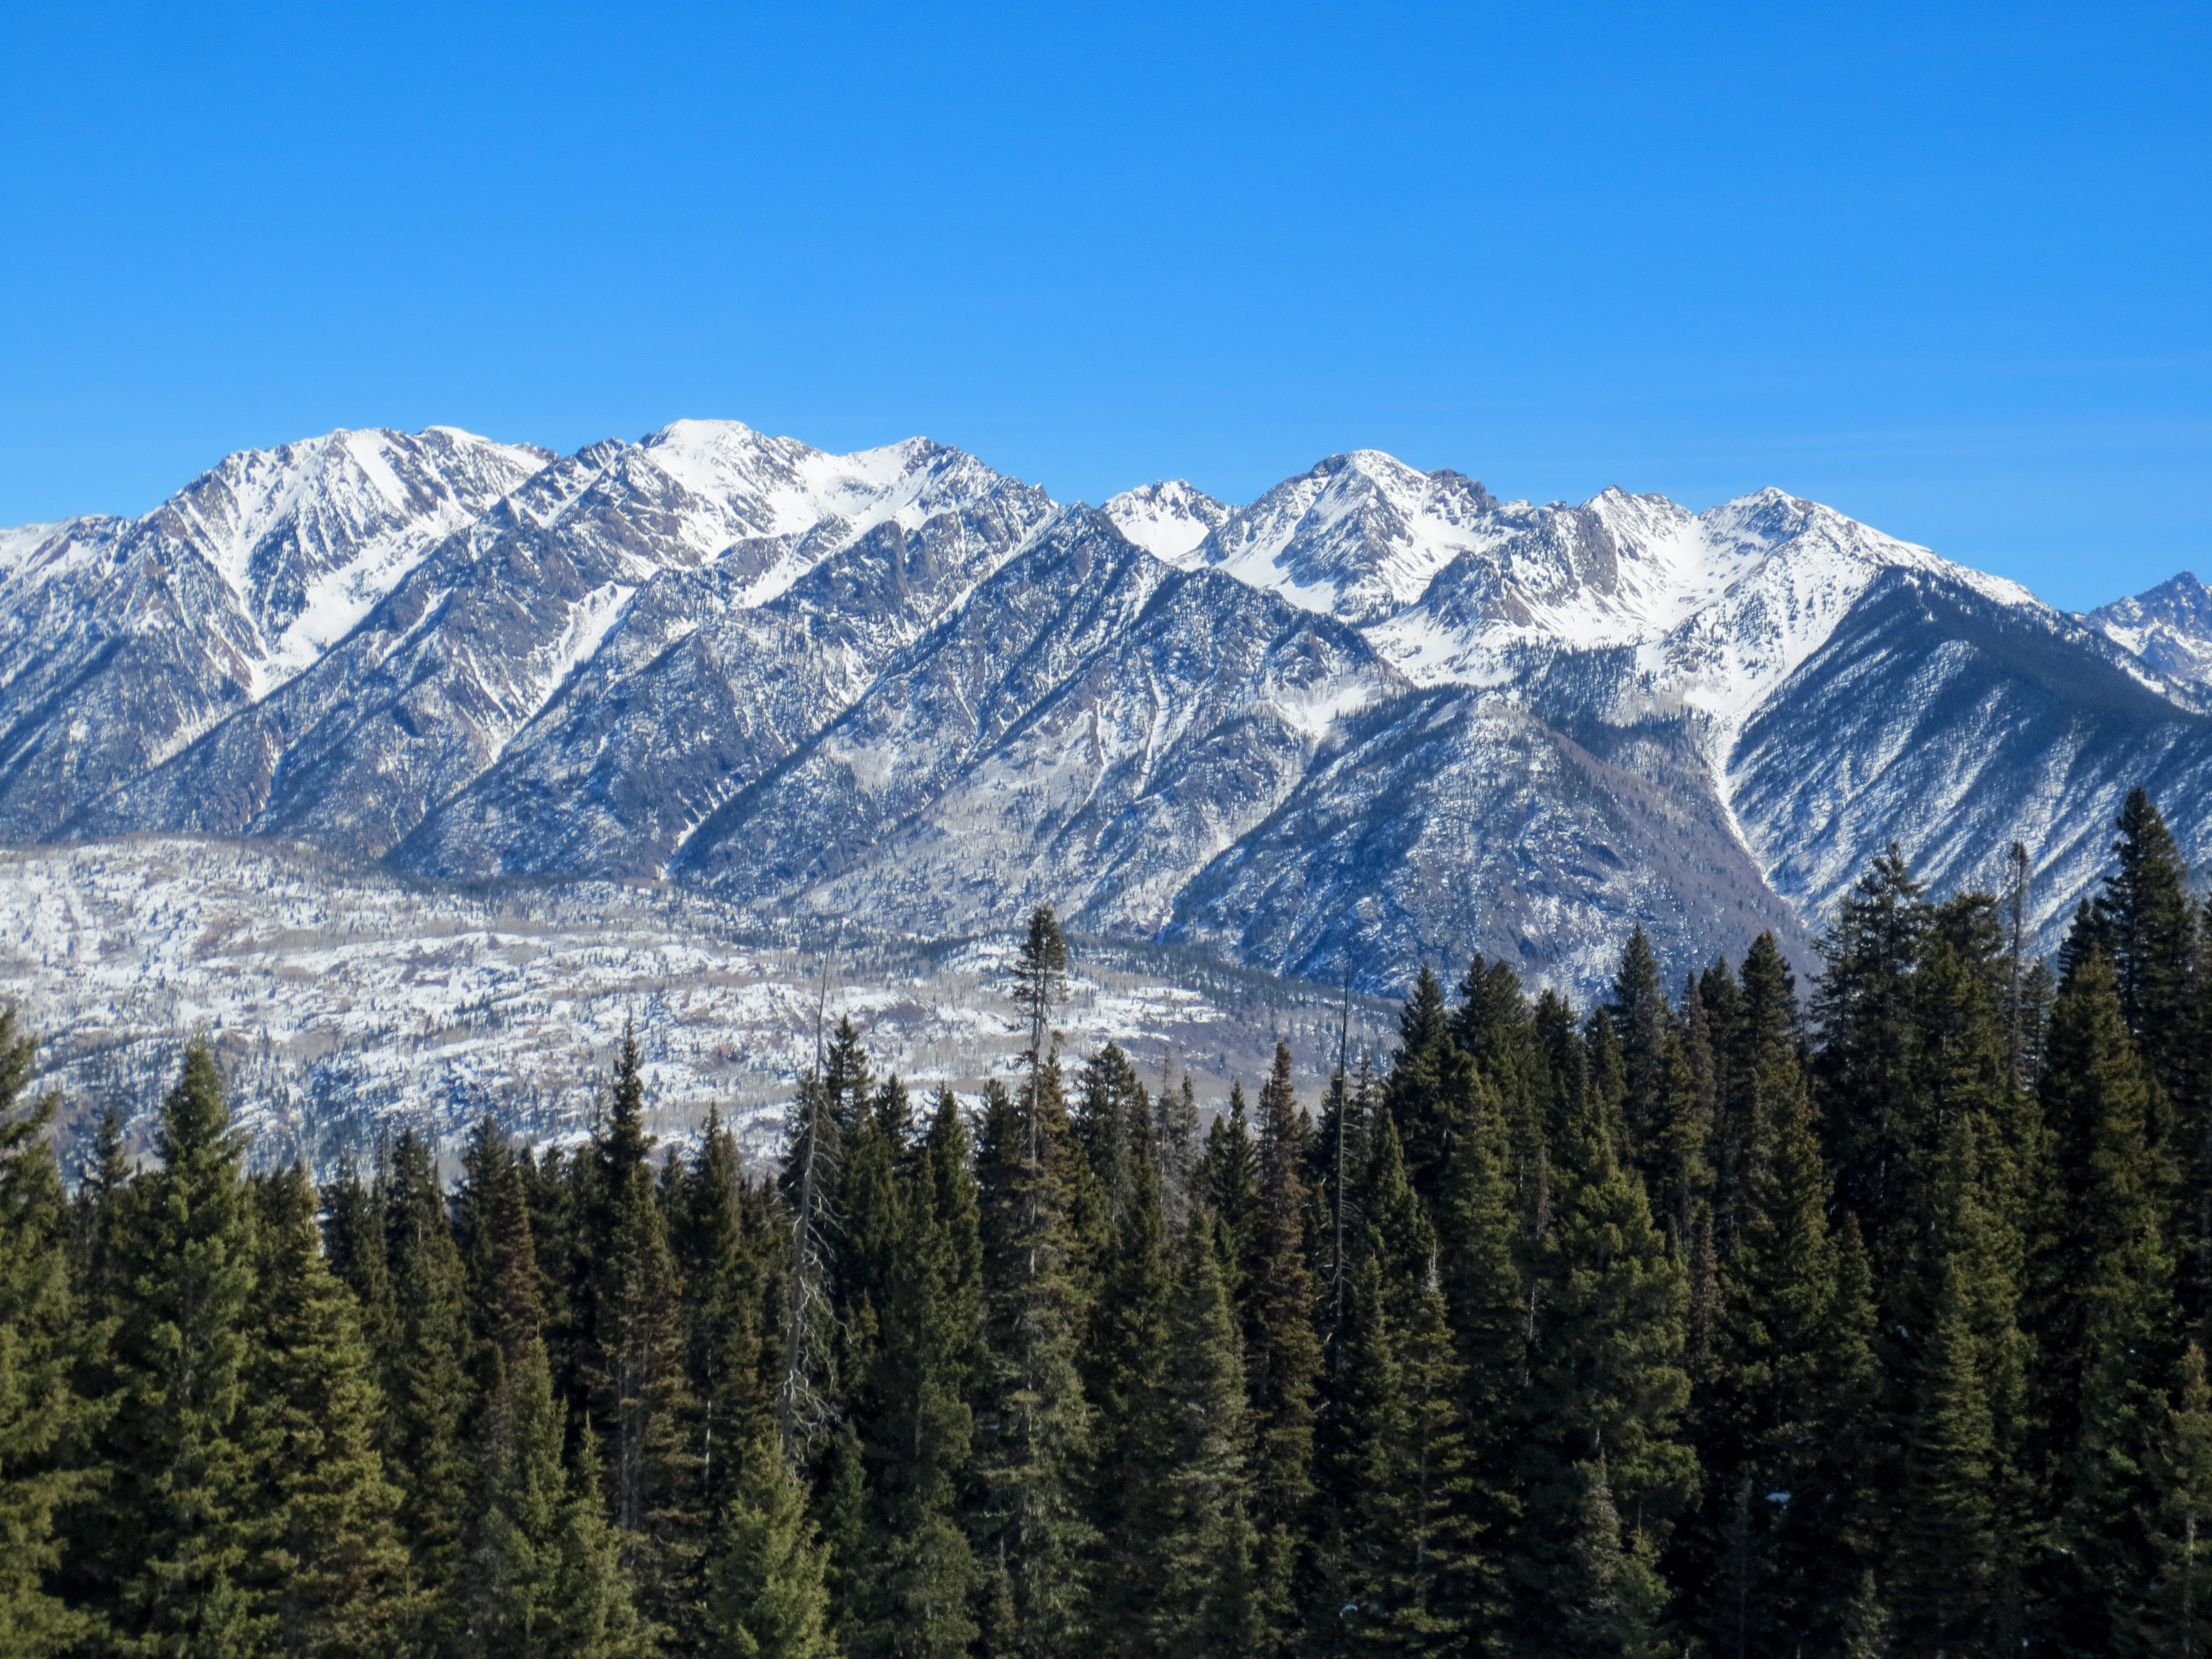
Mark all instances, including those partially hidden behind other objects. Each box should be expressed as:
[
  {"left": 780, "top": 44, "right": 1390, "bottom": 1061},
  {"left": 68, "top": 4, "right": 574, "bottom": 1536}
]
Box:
[
  {"left": 0, "top": 1009, "right": 100, "bottom": 1657},
  {"left": 1813, "top": 847, "right": 1930, "bottom": 1251},
  {"left": 1385, "top": 966, "right": 1474, "bottom": 1204},
  {"left": 1086, "top": 1064, "right": 1176, "bottom": 1659},
  {"left": 464, "top": 1123, "right": 645, "bottom": 1657},
  {"left": 1202, "top": 1081, "right": 1260, "bottom": 1284},
  {"left": 1695, "top": 1072, "right": 1874, "bottom": 1654},
  {"left": 2037, "top": 950, "right": 2181, "bottom": 1648},
  {"left": 319, "top": 1154, "right": 395, "bottom": 1381},
  {"left": 1887, "top": 1107, "right": 2032, "bottom": 1654},
  {"left": 1333, "top": 1165, "right": 1487, "bottom": 1653},
  {"left": 1244, "top": 1040, "right": 1322, "bottom": 1645},
  {"left": 1557, "top": 1450, "right": 1671, "bottom": 1659},
  {"left": 99, "top": 1043, "right": 270, "bottom": 1656},
  {"left": 1895, "top": 1247, "right": 2001, "bottom": 1652},
  {"left": 2097, "top": 788, "right": 2200, "bottom": 1112},
  {"left": 1513, "top": 1026, "right": 1695, "bottom": 1650},
  {"left": 584, "top": 1028, "right": 693, "bottom": 1570},
  {"left": 777, "top": 1070, "right": 840, "bottom": 1461},
  {"left": 1609, "top": 929, "right": 1671, "bottom": 1176},
  {"left": 1155, "top": 1068, "right": 1202, "bottom": 1233},
  {"left": 971, "top": 1058, "right": 1097, "bottom": 1659},
  {"left": 382, "top": 1128, "right": 476, "bottom": 1612},
  {"left": 704, "top": 1436, "right": 839, "bottom": 1659},
  {"left": 834, "top": 1078, "right": 984, "bottom": 1659},
  {"left": 2143, "top": 1344, "right": 2212, "bottom": 1657},
  {"left": 674, "top": 1111, "right": 774, "bottom": 1558},
  {"left": 243, "top": 1166, "right": 410, "bottom": 1659},
  {"left": 69, "top": 1099, "right": 133, "bottom": 1326},
  {"left": 1129, "top": 1210, "right": 1261, "bottom": 1659}
]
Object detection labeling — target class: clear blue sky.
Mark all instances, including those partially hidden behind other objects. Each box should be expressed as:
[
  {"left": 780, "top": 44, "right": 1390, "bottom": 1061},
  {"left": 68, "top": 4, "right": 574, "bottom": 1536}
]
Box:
[{"left": 1, "top": 1, "right": 2203, "bottom": 610}]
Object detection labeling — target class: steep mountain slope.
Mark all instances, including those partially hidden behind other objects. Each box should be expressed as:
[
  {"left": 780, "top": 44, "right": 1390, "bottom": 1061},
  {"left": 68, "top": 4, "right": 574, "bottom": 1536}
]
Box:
[
  {"left": 2090, "top": 572, "right": 2212, "bottom": 689},
  {"left": 392, "top": 475, "right": 1054, "bottom": 878},
  {"left": 1731, "top": 568, "right": 2212, "bottom": 938},
  {"left": 0, "top": 428, "right": 551, "bottom": 840},
  {"left": 1102, "top": 480, "right": 1229, "bottom": 561},
  {"left": 82, "top": 422, "right": 1043, "bottom": 861},
  {"left": 674, "top": 508, "right": 1403, "bottom": 936},
  {"left": 1196, "top": 451, "right": 1512, "bottom": 624},
  {"left": 1166, "top": 687, "right": 1814, "bottom": 993},
  {"left": 9, "top": 419, "right": 2208, "bottom": 1009}
]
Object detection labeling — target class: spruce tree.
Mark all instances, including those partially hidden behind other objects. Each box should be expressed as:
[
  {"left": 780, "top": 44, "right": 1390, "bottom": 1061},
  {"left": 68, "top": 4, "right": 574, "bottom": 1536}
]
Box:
[
  {"left": 98, "top": 1043, "right": 269, "bottom": 1656},
  {"left": 1513, "top": 1027, "right": 1694, "bottom": 1650},
  {"left": 704, "top": 1435, "right": 838, "bottom": 1659},
  {"left": 1384, "top": 966, "right": 1473, "bottom": 1204},
  {"left": 2037, "top": 950, "right": 2181, "bottom": 1647},
  {"left": 0, "top": 1010, "right": 99, "bottom": 1657},
  {"left": 1887, "top": 1109, "right": 2032, "bottom": 1653},
  {"left": 243, "top": 1166, "right": 410, "bottom": 1659},
  {"left": 319, "top": 1154, "right": 395, "bottom": 1381},
  {"left": 2143, "top": 1343, "right": 2212, "bottom": 1657},
  {"left": 1695, "top": 1072, "right": 1874, "bottom": 1654},
  {"left": 674, "top": 1110, "right": 773, "bottom": 1548},
  {"left": 1202, "top": 1081, "right": 1260, "bottom": 1284},
  {"left": 1086, "top": 1067, "right": 1176, "bottom": 1659},
  {"left": 584, "top": 1027, "right": 693, "bottom": 1572},
  {"left": 382, "top": 1128, "right": 476, "bottom": 1611},
  {"left": 464, "top": 1122, "right": 645, "bottom": 1657},
  {"left": 971, "top": 1059, "right": 1097, "bottom": 1659},
  {"left": 69, "top": 1099, "right": 133, "bottom": 1326},
  {"left": 2097, "top": 788, "right": 2200, "bottom": 1112},
  {"left": 1333, "top": 1142, "right": 1487, "bottom": 1653},
  {"left": 1155, "top": 1069, "right": 1202, "bottom": 1232},
  {"left": 1130, "top": 1210, "right": 1261, "bottom": 1659},
  {"left": 1244, "top": 1040, "right": 1322, "bottom": 1646}
]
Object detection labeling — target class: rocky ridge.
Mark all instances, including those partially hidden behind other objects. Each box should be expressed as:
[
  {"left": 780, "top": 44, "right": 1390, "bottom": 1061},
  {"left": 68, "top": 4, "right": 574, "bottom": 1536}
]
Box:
[{"left": 5, "top": 421, "right": 2209, "bottom": 1006}]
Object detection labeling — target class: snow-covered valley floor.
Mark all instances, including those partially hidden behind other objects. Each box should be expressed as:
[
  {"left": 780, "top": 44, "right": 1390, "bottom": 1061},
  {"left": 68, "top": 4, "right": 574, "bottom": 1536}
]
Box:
[{"left": 0, "top": 837, "right": 1390, "bottom": 1174}]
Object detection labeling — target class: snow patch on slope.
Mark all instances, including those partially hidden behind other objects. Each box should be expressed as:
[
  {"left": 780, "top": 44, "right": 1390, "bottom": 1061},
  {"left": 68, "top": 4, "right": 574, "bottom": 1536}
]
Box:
[{"left": 1103, "top": 481, "right": 1231, "bottom": 564}]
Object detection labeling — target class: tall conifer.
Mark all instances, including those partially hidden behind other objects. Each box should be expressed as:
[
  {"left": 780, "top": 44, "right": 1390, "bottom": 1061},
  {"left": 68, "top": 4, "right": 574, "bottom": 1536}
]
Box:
[
  {"left": 243, "top": 1166, "right": 410, "bottom": 1659},
  {"left": 99, "top": 1044, "right": 268, "bottom": 1656},
  {"left": 0, "top": 1011, "right": 98, "bottom": 1656}
]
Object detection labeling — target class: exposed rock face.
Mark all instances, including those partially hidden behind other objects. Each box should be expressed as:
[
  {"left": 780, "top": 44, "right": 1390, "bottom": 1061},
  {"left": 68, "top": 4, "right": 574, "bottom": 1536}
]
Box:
[
  {"left": 2089, "top": 571, "right": 2212, "bottom": 690},
  {"left": 10, "top": 421, "right": 2208, "bottom": 999}
]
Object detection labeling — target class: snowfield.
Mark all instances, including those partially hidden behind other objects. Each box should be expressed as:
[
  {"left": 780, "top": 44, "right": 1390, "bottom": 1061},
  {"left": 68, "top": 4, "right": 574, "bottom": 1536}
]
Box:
[{"left": 0, "top": 837, "right": 1389, "bottom": 1174}]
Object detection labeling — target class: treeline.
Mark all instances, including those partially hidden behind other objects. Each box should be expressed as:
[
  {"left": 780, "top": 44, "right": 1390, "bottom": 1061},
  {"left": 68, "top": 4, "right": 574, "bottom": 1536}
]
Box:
[{"left": 5, "top": 790, "right": 2212, "bottom": 1656}]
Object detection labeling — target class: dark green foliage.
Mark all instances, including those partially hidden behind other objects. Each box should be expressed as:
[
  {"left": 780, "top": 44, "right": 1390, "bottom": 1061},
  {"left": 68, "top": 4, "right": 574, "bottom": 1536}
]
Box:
[
  {"left": 0, "top": 1010, "right": 100, "bottom": 1657},
  {"left": 1244, "top": 1040, "right": 1322, "bottom": 1637},
  {"left": 383, "top": 1128, "right": 477, "bottom": 1608},
  {"left": 26, "top": 805, "right": 2212, "bottom": 1656},
  {"left": 704, "top": 1436, "right": 837, "bottom": 1659},
  {"left": 98, "top": 1043, "right": 270, "bottom": 1656},
  {"left": 972, "top": 1060, "right": 1098, "bottom": 1659},
  {"left": 243, "top": 1166, "right": 410, "bottom": 1659}
]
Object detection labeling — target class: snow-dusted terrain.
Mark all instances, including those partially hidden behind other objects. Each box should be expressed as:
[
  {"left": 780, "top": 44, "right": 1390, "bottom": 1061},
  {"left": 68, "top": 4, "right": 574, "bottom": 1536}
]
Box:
[
  {"left": 1, "top": 837, "right": 1386, "bottom": 1171},
  {"left": 4, "top": 417, "right": 2209, "bottom": 1154}
]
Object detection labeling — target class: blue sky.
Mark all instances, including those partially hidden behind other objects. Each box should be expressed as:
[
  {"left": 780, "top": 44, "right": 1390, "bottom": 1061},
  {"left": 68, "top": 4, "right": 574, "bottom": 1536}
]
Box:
[{"left": 1, "top": 1, "right": 2203, "bottom": 610}]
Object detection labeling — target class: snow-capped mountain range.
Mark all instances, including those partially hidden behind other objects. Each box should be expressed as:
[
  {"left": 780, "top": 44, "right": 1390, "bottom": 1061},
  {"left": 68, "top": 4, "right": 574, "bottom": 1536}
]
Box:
[{"left": 6, "top": 420, "right": 2209, "bottom": 1003}]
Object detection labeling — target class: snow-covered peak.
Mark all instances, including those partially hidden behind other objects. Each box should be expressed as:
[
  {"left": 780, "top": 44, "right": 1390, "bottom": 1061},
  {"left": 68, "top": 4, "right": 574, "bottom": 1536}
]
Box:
[
  {"left": 1198, "top": 450, "right": 1509, "bottom": 624},
  {"left": 119, "top": 426, "right": 556, "bottom": 688},
  {"left": 0, "top": 516, "right": 129, "bottom": 589},
  {"left": 1370, "top": 483, "right": 2057, "bottom": 740},
  {"left": 2089, "top": 572, "right": 2212, "bottom": 689},
  {"left": 1102, "top": 480, "right": 1231, "bottom": 564},
  {"left": 149, "top": 426, "right": 553, "bottom": 607},
  {"left": 618, "top": 421, "right": 1052, "bottom": 604}
]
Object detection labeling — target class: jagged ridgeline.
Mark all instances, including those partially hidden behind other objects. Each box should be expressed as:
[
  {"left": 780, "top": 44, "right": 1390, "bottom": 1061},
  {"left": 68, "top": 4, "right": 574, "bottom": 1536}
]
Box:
[
  {"left": 8, "top": 419, "right": 2212, "bottom": 1009},
  {"left": 6, "top": 789, "right": 2212, "bottom": 1657}
]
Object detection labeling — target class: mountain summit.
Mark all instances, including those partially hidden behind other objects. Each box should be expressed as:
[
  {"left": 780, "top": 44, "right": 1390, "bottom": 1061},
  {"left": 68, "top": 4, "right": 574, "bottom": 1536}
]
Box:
[{"left": 6, "top": 421, "right": 2206, "bottom": 996}]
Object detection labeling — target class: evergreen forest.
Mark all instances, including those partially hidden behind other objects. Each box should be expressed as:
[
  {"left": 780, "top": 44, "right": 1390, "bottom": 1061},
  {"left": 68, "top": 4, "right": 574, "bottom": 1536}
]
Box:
[{"left": 11, "top": 788, "right": 2212, "bottom": 1658}]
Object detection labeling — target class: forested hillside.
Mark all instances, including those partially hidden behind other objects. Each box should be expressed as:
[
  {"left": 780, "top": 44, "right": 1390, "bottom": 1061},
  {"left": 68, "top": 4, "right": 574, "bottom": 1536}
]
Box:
[{"left": 4, "top": 789, "right": 2212, "bottom": 1657}]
